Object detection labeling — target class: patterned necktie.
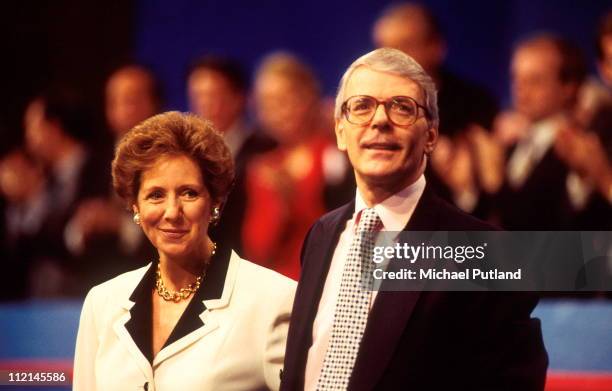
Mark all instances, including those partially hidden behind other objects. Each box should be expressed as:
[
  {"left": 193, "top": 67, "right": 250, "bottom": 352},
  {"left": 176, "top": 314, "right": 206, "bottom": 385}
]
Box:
[{"left": 317, "top": 208, "right": 382, "bottom": 390}]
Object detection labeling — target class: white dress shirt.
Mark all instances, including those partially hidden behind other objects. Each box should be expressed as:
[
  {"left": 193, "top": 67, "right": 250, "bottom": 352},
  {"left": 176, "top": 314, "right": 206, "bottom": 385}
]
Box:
[{"left": 304, "top": 175, "right": 426, "bottom": 390}]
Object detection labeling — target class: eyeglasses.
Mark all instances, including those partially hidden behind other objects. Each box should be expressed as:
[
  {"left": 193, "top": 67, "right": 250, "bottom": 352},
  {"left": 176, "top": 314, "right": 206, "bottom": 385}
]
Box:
[{"left": 341, "top": 95, "right": 430, "bottom": 127}]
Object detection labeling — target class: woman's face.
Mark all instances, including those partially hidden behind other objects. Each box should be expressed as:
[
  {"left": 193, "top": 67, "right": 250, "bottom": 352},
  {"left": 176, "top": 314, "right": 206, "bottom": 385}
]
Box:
[
  {"left": 255, "top": 73, "right": 315, "bottom": 144},
  {"left": 134, "top": 154, "right": 214, "bottom": 264}
]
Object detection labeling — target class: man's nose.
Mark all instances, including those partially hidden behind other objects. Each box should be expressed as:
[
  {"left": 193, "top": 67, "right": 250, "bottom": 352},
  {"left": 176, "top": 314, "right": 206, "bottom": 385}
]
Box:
[{"left": 371, "top": 103, "right": 391, "bottom": 131}]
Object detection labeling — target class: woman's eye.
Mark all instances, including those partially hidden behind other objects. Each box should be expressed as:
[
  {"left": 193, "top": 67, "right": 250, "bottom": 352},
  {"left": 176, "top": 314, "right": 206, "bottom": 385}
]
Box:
[
  {"left": 182, "top": 189, "right": 198, "bottom": 198},
  {"left": 147, "top": 190, "right": 164, "bottom": 200}
]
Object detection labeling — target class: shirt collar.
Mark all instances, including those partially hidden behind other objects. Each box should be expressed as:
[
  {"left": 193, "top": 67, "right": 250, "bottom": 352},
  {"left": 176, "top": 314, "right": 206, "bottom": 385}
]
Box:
[{"left": 354, "top": 174, "right": 426, "bottom": 231}]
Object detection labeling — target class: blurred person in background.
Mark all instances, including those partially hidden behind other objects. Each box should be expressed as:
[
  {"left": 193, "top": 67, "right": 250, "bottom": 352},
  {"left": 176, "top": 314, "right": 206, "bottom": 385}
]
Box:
[
  {"left": 64, "top": 65, "right": 161, "bottom": 294},
  {"left": 597, "top": 10, "right": 612, "bottom": 90},
  {"left": 20, "top": 88, "right": 107, "bottom": 296},
  {"left": 493, "top": 34, "right": 587, "bottom": 229},
  {"left": 243, "top": 52, "right": 352, "bottom": 280},
  {"left": 373, "top": 2, "right": 500, "bottom": 218},
  {"left": 106, "top": 65, "right": 162, "bottom": 139},
  {"left": 187, "top": 56, "right": 276, "bottom": 254},
  {"left": 0, "top": 148, "right": 47, "bottom": 300},
  {"left": 74, "top": 112, "right": 295, "bottom": 391},
  {"left": 554, "top": 11, "right": 612, "bottom": 229}
]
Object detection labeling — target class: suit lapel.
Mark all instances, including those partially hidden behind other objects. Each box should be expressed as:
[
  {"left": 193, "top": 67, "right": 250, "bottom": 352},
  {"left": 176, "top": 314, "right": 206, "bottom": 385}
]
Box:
[
  {"left": 283, "top": 202, "right": 355, "bottom": 390},
  {"left": 350, "top": 186, "right": 441, "bottom": 390}
]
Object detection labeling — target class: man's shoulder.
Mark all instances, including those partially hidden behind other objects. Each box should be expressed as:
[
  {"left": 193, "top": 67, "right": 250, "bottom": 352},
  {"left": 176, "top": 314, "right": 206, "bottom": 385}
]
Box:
[
  {"left": 309, "top": 190, "right": 497, "bottom": 232},
  {"left": 313, "top": 202, "right": 354, "bottom": 230},
  {"left": 412, "top": 186, "right": 498, "bottom": 231},
  {"left": 300, "top": 202, "right": 353, "bottom": 255}
]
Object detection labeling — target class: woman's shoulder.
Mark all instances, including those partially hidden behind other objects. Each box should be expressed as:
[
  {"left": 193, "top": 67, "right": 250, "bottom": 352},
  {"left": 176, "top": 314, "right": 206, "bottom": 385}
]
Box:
[{"left": 232, "top": 253, "right": 296, "bottom": 297}]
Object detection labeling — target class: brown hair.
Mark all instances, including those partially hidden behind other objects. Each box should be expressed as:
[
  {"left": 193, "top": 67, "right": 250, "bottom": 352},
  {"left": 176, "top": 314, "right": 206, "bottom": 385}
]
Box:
[{"left": 112, "top": 111, "right": 234, "bottom": 207}]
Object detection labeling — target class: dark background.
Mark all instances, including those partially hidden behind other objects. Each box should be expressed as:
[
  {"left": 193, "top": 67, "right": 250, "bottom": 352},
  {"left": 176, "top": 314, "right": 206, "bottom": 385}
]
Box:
[{"left": 2, "top": 0, "right": 610, "bottom": 153}]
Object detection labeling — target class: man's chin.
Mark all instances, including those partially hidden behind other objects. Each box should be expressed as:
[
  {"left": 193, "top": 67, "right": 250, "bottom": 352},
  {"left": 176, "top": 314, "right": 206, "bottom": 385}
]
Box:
[
  {"left": 356, "top": 164, "right": 422, "bottom": 189},
  {"left": 358, "top": 168, "right": 406, "bottom": 186}
]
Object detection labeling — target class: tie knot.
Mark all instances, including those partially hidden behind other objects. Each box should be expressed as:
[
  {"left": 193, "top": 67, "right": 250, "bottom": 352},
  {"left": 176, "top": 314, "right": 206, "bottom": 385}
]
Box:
[{"left": 356, "top": 208, "right": 382, "bottom": 232}]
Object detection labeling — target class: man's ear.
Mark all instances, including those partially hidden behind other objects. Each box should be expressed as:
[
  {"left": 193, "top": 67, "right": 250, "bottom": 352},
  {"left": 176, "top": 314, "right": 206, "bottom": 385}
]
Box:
[
  {"left": 335, "top": 118, "right": 347, "bottom": 152},
  {"left": 424, "top": 125, "right": 438, "bottom": 155}
]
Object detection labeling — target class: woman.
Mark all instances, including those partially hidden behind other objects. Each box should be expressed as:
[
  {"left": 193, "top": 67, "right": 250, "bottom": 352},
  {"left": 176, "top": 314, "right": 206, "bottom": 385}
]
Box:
[
  {"left": 243, "top": 52, "right": 352, "bottom": 280},
  {"left": 73, "top": 112, "right": 296, "bottom": 390}
]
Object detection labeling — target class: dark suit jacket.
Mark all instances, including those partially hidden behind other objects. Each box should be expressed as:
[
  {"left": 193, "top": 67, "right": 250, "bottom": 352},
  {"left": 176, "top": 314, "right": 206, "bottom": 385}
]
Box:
[
  {"left": 281, "top": 186, "right": 548, "bottom": 390},
  {"left": 498, "top": 147, "right": 570, "bottom": 230}
]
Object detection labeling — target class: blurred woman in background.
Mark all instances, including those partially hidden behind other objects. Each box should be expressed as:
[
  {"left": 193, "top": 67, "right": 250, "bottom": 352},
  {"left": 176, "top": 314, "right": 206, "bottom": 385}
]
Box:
[{"left": 243, "top": 53, "right": 351, "bottom": 280}]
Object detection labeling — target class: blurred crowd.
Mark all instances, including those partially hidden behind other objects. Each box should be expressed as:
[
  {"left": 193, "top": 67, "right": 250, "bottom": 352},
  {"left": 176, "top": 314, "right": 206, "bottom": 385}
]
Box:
[{"left": 1, "top": 3, "right": 611, "bottom": 300}]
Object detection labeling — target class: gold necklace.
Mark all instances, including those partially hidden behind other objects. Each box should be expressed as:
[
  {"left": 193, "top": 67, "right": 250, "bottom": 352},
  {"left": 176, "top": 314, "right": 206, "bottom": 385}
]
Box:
[{"left": 155, "top": 242, "right": 217, "bottom": 302}]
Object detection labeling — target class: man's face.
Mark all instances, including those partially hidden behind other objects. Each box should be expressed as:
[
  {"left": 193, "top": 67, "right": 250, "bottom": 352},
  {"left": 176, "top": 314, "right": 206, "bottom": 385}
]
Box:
[
  {"left": 335, "top": 66, "right": 437, "bottom": 193},
  {"left": 106, "top": 70, "right": 157, "bottom": 138},
  {"left": 188, "top": 69, "right": 244, "bottom": 133},
  {"left": 598, "top": 35, "right": 612, "bottom": 87},
  {"left": 23, "top": 100, "right": 60, "bottom": 165},
  {"left": 511, "top": 45, "right": 571, "bottom": 122}
]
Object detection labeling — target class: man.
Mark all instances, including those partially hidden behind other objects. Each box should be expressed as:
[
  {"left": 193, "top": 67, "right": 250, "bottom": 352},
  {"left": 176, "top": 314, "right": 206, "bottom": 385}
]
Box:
[
  {"left": 498, "top": 35, "right": 586, "bottom": 229},
  {"left": 106, "top": 65, "right": 161, "bottom": 139},
  {"left": 597, "top": 10, "right": 612, "bottom": 89},
  {"left": 187, "top": 56, "right": 276, "bottom": 253},
  {"left": 281, "top": 48, "right": 547, "bottom": 390},
  {"left": 553, "top": 17, "right": 612, "bottom": 230},
  {"left": 22, "top": 89, "right": 108, "bottom": 296}
]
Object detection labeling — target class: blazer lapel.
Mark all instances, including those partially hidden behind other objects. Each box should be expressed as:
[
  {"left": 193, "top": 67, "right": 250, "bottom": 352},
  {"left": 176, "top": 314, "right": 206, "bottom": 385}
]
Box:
[
  {"left": 113, "top": 267, "right": 155, "bottom": 381},
  {"left": 153, "top": 245, "right": 235, "bottom": 368},
  {"left": 350, "top": 186, "right": 441, "bottom": 390},
  {"left": 283, "top": 202, "right": 355, "bottom": 390}
]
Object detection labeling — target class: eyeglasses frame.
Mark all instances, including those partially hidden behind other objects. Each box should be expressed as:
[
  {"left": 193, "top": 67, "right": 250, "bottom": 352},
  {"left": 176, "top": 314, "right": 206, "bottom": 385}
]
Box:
[{"left": 341, "top": 95, "right": 431, "bottom": 127}]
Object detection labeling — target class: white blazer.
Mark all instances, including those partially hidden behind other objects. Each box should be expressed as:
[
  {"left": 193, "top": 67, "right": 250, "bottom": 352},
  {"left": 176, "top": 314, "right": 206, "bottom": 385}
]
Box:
[{"left": 73, "top": 249, "right": 296, "bottom": 391}]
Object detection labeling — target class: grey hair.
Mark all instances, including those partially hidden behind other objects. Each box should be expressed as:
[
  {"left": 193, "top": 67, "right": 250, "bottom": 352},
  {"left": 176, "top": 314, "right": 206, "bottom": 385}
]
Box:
[{"left": 334, "top": 48, "right": 439, "bottom": 129}]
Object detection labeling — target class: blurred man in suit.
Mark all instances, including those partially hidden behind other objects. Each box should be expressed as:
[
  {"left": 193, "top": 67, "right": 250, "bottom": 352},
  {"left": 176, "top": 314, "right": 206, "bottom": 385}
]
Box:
[
  {"left": 497, "top": 35, "right": 586, "bottom": 229},
  {"left": 281, "top": 48, "right": 547, "bottom": 390}
]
